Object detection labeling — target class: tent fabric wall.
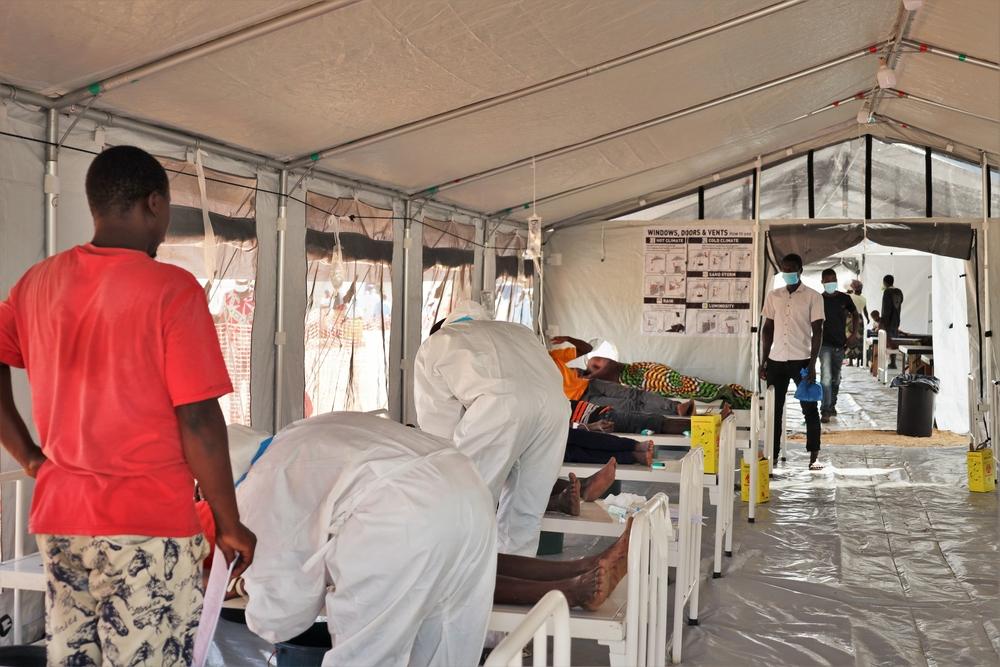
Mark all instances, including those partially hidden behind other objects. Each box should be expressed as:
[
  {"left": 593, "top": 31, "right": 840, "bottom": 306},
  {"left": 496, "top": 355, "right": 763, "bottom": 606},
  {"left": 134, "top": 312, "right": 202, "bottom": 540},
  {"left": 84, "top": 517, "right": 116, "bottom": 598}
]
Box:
[
  {"left": 931, "top": 255, "right": 970, "bottom": 433},
  {"left": 861, "top": 254, "right": 932, "bottom": 336},
  {"left": 545, "top": 219, "right": 753, "bottom": 388}
]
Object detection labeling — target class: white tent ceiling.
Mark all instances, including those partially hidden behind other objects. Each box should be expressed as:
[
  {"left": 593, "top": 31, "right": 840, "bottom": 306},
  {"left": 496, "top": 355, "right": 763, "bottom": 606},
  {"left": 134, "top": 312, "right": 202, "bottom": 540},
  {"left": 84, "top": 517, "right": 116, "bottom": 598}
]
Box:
[{"left": 0, "top": 0, "right": 996, "bottom": 227}]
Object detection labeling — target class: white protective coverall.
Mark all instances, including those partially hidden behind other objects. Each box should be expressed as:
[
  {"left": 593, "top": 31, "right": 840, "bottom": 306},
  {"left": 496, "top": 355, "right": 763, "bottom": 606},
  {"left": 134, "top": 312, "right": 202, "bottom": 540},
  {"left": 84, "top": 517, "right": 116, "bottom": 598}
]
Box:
[
  {"left": 238, "top": 412, "right": 497, "bottom": 667},
  {"left": 414, "top": 301, "right": 569, "bottom": 556}
]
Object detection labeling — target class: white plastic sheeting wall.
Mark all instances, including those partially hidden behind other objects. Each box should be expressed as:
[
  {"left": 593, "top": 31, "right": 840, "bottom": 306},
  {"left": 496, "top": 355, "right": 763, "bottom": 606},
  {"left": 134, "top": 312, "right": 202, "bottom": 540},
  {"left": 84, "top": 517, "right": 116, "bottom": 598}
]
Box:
[
  {"left": 544, "top": 219, "right": 753, "bottom": 388},
  {"left": 931, "top": 255, "right": 970, "bottom": 433}
]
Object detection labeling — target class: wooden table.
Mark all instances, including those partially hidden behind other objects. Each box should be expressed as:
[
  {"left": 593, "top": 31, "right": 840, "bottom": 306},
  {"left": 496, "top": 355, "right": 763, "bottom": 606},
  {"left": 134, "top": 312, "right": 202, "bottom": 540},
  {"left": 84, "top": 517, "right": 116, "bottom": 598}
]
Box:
[{"left": 898, "top": 344, "right": 934, "bottom": 374}]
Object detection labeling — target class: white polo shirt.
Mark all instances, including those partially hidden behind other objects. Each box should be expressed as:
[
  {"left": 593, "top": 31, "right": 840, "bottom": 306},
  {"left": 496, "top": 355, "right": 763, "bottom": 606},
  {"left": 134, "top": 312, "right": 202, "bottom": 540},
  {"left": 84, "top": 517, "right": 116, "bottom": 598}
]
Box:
[{"left": 762, "top": 284, "right": 825, "bottom": 362}]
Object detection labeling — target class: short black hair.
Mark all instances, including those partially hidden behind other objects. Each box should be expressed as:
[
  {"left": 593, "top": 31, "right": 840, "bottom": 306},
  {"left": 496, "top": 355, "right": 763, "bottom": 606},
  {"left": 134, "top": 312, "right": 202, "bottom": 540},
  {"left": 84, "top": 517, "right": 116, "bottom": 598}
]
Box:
[
  {"left": 429, "top": 319, "right": 447, "bottom": 336},
  {"left": 781, "top": 253, "right": 803, "bottom": 271},
  {"left": 85, "top": 145, "right": 168, "bottom": 217},
  {"left": 821, "top": 268, "right": 837, "bottom": 280},
  {"left": 883, "top": 274, "right": 895, "bottom": 286}
]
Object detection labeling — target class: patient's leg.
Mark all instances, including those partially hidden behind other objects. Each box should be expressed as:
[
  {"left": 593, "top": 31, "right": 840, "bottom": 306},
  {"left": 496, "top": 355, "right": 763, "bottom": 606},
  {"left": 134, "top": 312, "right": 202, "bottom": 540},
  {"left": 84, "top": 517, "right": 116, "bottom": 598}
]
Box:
[
  {"left": 547, "top": 473, "right": 581, "bottom": 516},
  {"left": 579, "top": 458, "right": 617, "bottom": 501},
  {"left": 495, "top": 519, "right": 631, "bottom": 609},
  {"left": 495, "top": 570, "right": 609, "bottom": 610}
]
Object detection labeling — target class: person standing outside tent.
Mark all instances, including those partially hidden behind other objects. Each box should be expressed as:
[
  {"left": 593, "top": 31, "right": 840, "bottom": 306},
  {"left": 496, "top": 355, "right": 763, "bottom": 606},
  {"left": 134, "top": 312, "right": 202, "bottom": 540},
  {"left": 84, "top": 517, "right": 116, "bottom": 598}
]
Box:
[
  {"left": 0, "top": 146, "right": 255, "bottom": 665},
  {"left": 819, "top": 269, "right": 859, "bottom": 423},
  {"left": 760, "top": 253, "right": 825, "bottom": 470},
  {"left": 414, "top": 300, "right": 568, "bottom": 557}
]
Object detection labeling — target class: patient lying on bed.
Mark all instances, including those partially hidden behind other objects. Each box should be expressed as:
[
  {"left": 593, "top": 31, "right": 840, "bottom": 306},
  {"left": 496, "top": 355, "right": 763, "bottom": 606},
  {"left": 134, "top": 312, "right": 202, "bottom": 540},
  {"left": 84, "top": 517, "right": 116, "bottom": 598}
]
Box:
[{"left": 585, "top": 357, "right": 752, "bottom": 409}]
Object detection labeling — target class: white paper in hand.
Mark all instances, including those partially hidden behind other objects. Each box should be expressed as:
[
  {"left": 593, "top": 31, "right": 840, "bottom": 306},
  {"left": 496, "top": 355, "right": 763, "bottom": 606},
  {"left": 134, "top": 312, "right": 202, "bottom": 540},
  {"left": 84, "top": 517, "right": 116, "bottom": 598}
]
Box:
[{"left": 192, "top": 548, "right": 239, "bottom": 667}]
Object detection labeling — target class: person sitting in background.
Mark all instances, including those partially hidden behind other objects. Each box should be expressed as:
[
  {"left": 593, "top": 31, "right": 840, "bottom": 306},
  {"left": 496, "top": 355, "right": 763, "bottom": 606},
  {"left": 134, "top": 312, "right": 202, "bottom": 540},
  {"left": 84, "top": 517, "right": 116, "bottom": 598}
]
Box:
[{"left": 585, "top": 357, "right": 753, "bottom": 409}]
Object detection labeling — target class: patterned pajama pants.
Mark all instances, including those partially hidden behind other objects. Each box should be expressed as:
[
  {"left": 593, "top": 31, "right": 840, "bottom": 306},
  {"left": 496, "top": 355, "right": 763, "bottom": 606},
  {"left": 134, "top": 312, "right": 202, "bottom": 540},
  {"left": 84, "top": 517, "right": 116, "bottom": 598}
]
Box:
[{"left": 36, "top": 534, "right": 208, "bottom": 667}]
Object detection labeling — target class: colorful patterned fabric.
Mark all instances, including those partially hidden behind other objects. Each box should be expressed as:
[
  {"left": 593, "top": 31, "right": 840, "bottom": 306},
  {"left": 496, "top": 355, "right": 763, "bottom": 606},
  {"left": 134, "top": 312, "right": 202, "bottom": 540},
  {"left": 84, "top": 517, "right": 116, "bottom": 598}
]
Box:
[
  {"left": 620, "top": 362, "right": 752, "bottom": 409},
  {"left": 38, "top": 533, "right": 208, "bottom": 666}
]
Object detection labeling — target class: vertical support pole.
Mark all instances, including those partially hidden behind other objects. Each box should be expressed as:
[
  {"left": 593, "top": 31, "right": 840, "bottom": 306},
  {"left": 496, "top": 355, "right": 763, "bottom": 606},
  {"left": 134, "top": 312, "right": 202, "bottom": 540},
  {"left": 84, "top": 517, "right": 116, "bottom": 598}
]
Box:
[
  {"left": 273, "top": 169, "right": 288, "bottom": 431},
  {"left": 865, "top": 134, "right": 873, "bottom": 221},
  {"left": 807, "top": 150, "right": 815, "bottom": 219},
  {"left": 13, "top": 479, "right": 24, "bottom": 645},
  {"left": 925, "top": 147, "right": 933, "bottom": 218},
  {"left": 472, "top": 218, "right": 485, "bottom": 305},
  {"left": 697, "top": 186, "right": 705, "bottom": 220},
  {"left": 44, "top": 109, "right": 59, "bottom": 257},
  {"left": 748, "top": 156, "right": 763, "bottom": 522},
  {"left": 981, "top": 152, "right": 993, "bottom": 446},
  {"left": 402, "top": 202, "right": 424, "bottom": 425}
]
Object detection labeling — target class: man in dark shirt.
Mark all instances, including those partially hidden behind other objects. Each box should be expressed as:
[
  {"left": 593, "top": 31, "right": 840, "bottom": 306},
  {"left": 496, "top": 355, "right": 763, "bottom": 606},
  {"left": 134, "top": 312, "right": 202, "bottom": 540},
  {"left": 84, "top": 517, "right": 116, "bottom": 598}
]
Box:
[
  {"left": 881, "top": 274, "right": 905, "bottom": 337},
  {"left": 819, "top": 269, "right": 859, "bottom": 422}
]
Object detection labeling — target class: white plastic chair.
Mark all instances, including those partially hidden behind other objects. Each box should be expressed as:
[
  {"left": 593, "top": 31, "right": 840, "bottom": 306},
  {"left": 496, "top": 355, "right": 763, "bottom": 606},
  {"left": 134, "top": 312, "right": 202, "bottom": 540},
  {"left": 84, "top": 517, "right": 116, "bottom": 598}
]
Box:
[{"left": 484, "top": 591, "right": 571, "bottom": 667}]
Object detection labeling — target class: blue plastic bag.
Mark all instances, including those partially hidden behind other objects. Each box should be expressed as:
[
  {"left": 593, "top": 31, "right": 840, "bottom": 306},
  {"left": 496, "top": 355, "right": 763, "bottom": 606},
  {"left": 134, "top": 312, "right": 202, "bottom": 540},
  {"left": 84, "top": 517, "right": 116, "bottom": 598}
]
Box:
[{"left": 794, "top": 368, "right": 824, "bottom": 402}]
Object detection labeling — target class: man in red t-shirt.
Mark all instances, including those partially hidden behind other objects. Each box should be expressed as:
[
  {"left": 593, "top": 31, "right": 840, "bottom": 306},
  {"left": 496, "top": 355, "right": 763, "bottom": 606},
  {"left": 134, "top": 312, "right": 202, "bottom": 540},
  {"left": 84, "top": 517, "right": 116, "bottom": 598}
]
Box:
[{"left": 0, "top": 146, "right": 255, "bottom": 664}]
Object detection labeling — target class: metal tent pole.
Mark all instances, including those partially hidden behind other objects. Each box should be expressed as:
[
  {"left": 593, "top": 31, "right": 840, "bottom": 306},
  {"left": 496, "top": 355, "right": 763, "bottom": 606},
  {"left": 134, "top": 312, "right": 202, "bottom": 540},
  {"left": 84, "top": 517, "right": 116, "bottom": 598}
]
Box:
[
  {"left": 274, "top": 170, "right": 288, "bottom": 431},
  {"left": 899, "top": 39, "right": 1000, "bottom": 71},
  {"left": 54, "top": 0, "right": 363, "bottom": 109},
  {"left": 44, "top": 109, "right": 59, "bottom": 257},
  {"left": 428, "top": 48, "right": 874, "bottom": 197},
  {"left": 748, "top": 156, "right": 763, "bottom": 522},
  {"left": 980, "top": 152, "right": 993, "bottom": 446}
]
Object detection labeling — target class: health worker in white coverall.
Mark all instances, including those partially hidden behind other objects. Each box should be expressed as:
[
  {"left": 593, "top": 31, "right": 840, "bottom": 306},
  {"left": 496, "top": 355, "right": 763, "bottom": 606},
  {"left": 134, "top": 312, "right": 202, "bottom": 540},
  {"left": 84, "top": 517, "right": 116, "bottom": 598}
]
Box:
[
  {"left": 414, "top": 301, "right": 569, "bottom": 556},
  {"left": 238, "top": 412, "right": 497, "bottom": 667}
]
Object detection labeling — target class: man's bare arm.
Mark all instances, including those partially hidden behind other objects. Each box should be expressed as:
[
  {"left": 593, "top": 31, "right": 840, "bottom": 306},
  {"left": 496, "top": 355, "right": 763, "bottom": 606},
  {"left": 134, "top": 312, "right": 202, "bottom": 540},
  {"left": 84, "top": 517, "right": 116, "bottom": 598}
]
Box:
[
  {"left": 0, "top": 365, "right": 46, "bottom": 477},
  {"left": 550, "top": 336, "right": 593, "bottom": 358},
  {"left": 760, "top": 319, "right": 775, "bottom": 379},
  {"left": 176, "top": 398, "right": 256, "bottom": 577}
]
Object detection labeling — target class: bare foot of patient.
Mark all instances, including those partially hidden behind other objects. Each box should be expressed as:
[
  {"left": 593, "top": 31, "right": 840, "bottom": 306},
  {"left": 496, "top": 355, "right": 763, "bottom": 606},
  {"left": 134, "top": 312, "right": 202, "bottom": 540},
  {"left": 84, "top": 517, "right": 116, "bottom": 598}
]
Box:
[
  {"left": 677, "top": 399, "right": 696, "bottom": 416},
  {"left": 581, "top": 458, "right": 617, "bottom": 501},
  {"left": 602, "top": 516, "right": 633, "bottom": 585},
  {"left": 555, "top": 473, "right": 581, "bottom": 516},
  {"left": 633, "top": 440, "right": 654, "bottom": 467},
  {"left": 574, "top": 519, "right": 632, "bottom": 610}
]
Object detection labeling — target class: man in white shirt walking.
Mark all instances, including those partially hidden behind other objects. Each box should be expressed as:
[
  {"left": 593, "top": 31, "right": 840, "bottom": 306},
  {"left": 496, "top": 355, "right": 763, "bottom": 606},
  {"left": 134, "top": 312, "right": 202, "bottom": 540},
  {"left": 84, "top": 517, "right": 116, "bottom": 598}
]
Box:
[{"left": 760, "top": 253, "right": 826, "bottom": 470}]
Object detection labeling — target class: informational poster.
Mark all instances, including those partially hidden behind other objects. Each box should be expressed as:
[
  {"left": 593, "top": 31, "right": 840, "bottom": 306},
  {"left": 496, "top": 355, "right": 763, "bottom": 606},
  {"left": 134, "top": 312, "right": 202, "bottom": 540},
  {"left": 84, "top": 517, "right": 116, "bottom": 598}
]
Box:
[{"left": 642, "top": 226, "right": 753, "bottom": 336}]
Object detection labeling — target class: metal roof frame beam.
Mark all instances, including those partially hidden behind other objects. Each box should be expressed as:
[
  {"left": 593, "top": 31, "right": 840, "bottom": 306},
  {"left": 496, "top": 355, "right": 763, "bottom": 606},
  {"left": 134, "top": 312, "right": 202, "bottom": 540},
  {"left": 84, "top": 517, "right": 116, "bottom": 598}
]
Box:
[
  {"left": 53, "top": 0, "right": 363, "bottom": 110},
  {"left": 285, "top": 0, "right": 808, "bottom": 169}
]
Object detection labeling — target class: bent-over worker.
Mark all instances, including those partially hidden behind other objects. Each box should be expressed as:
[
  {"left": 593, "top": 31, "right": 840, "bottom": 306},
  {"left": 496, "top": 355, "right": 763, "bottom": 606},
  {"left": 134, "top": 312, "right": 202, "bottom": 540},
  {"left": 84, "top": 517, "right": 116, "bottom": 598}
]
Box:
[
  {"left": 414, "top": 301, "right": 568, "bottom": 556},
  {"left": 239, "top": 412, "right": 496, "bottom": 667}
]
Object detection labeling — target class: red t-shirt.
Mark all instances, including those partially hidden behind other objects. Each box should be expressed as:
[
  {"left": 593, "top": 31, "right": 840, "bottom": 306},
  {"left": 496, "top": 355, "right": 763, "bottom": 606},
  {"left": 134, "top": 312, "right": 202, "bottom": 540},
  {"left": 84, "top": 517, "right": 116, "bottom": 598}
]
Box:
[{"left": 0, "top": 244, "right": 233, "bottom": 537}]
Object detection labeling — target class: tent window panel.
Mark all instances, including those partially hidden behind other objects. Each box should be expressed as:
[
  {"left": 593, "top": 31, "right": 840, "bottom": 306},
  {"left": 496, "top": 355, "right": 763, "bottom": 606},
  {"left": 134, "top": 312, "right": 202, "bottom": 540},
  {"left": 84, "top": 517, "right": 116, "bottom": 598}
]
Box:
[
  {"left": 870, "top": 139, "right": 926, "bottom": 218},
  {"left": 612, "top": 192, "right": 699, "bottom": 221},
  {"left": 494, "top": 232, "right": 534, "bottom": 327},
  {"left": 931, "top": 152, "right": 982, "bottom": 218},
  {"left": 156, "top": 158, "right": 257, "bottom": 427},
  {"left": 422, "top": 218, "right": 475, "bottom": 338},
  {"left": 703, "top": 175, "right": 753, "bottom": 220},
  {"left": 760, "top": 156, "right": 809, "bottom": 219},
  {"left": 304, "top": 192, "right": 393, "bottom": 417},
  {"left": 990, "top": 169, "right": 999, "bottom": 218},
  {"left": 813, "top": 139, "right": 866, "bottom": 219}
]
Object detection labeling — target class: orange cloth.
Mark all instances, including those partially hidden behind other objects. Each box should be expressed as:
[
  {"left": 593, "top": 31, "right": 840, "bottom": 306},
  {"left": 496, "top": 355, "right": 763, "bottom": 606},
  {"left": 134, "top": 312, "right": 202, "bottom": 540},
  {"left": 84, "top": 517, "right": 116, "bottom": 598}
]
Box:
[{"left": 549, "top": 348, "right": 590, "bottom": 401}]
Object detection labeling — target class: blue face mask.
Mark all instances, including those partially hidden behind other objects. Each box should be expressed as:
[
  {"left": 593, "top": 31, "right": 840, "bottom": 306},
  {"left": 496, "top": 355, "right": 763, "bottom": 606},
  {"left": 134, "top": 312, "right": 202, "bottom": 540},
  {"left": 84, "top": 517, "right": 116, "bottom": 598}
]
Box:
[
  {"left": 823, "top": 283, "right": 837, "bottom": 294},
  {"left": 781, "top": 272, "right": 800, "bottom": 286}
]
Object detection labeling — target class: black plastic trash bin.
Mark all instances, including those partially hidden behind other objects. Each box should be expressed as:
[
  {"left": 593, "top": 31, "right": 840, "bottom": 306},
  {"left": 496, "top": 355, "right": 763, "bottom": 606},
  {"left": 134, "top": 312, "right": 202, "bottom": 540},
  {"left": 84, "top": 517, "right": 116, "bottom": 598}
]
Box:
[{"left": 892, "top": 374, "right": 938, "bottom": 437}]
